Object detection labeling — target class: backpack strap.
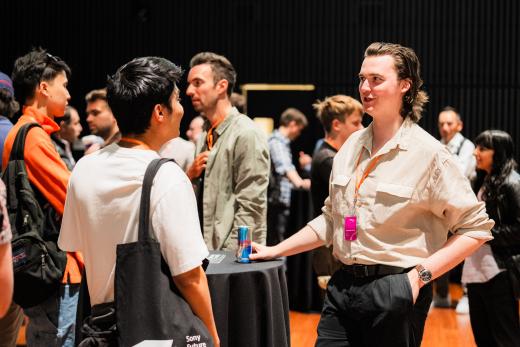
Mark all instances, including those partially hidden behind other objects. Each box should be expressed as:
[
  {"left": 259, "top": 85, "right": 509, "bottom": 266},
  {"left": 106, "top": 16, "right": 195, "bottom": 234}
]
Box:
[
  {"left": 138, "top": 158, "right": 176, "bottom": 242},
  {"left": 3, "top": 123, "right": 42, "bottom": 214},
  {"left": 9, "top": 123, "right": 42, "bottom": 161}
]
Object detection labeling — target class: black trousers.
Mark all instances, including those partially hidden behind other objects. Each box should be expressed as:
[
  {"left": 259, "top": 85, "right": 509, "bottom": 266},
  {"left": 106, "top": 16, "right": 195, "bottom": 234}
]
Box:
[
  {"left": 467, "top": 271, "right": 520, "bottom": 347},
  {"left": 316, "top": 269, "right": 432, "bottom": 347},
  {"left": 267, "top": 203, "right": 290, "bottom": 246},
  {"left": 433, "top": 271, "right": 450, "bottom": 298}
]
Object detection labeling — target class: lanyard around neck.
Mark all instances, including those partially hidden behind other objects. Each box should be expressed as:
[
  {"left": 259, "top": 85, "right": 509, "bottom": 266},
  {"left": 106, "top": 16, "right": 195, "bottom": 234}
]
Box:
[
  {"left": 119, "top": 137, "right": 150, "bottom": 150},
  {"left": 354, "top": 148, "right": 382, "bottom": 202},
  {"left": 206, "top": 120, "right": 223, "bottom": 150}
]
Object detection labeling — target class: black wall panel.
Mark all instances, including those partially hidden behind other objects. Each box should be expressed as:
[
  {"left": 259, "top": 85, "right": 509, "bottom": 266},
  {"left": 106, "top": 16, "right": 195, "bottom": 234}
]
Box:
[{"left": 1, "top": 0, "right": 519, "bottom": 157}]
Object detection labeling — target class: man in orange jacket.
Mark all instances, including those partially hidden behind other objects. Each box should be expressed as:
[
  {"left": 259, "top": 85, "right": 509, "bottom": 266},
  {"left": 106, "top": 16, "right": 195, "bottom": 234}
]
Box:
[{"left": 2, "top": 48, "right": 83, "bottom": 347}]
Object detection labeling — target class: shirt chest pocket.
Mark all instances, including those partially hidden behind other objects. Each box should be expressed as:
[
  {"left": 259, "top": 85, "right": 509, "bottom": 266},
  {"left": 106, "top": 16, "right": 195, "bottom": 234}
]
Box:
[
  {"left": 372, "top": 182, "right": 414, "bottom": 225},
  {"left": 330, "top": 175, "right": 352, "bottom": 216}
]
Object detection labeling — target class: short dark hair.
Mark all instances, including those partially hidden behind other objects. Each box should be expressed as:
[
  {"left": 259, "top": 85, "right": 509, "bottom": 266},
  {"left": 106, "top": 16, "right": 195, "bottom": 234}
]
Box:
[
  {"left": 364, "top": 42, "right": 428, "bottom": 122},
  {"left": 0, "top": 89, "right": 20, "bottom": 119},
  {"left": 190, "top": 52, "right": 236, "bottom": 96},
  {"left": 280, "top": 108, "right": 308, "bottom": 127},
  {"left": 106, "top": 57, "right": 183, "bottom": 136},
  {"left": 11, "top": 48, "right": 71, "bottom": 106}
]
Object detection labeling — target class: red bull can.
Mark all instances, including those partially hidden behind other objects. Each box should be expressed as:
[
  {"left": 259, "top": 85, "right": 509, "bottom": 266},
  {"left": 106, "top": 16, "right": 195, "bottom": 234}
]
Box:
[{"left": 236, "top": 225, "right": 252, "bottom": 263}]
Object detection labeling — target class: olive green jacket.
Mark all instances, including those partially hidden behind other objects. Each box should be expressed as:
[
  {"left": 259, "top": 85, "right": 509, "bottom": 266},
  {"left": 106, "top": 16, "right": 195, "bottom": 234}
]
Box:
[{"left": 193, "top": 107, "right": 270, "bottom": 250}]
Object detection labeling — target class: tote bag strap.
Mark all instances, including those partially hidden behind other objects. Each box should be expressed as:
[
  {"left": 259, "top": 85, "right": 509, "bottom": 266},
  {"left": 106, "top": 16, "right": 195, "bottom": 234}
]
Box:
[{"left": 138, "top": 158, "right": 176, "bottom": 242}]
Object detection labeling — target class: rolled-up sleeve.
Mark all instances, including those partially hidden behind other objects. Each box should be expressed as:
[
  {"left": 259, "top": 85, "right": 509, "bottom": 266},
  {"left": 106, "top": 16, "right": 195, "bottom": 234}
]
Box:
[
  {"left": 429, "top": 152, "right": 494, "bottom": 240},
  {"left": 308, "top": 193, "right": 334, "bottom": 246}
]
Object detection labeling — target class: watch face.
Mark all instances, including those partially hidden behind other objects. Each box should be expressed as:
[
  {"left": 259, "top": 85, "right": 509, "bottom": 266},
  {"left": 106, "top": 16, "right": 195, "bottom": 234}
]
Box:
[{"left": 420, "top": 270, "right": 432, "bottom": 282}]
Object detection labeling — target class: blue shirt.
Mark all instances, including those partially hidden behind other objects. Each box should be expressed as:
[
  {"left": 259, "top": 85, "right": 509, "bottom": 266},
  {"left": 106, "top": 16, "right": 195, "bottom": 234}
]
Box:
[{"left": 268, "top": 129, "right": 295, "bottom": 206}]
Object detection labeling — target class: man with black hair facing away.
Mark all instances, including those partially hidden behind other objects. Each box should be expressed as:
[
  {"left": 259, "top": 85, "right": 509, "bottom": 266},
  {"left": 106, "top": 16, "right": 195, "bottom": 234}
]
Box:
[{"left": 58, "top": 56, "right": 219, "bottom": 346}]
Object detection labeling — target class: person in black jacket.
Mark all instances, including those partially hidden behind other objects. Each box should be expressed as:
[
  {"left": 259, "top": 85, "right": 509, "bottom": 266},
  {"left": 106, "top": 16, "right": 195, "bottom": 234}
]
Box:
[{"left": 462, "top": 129, "right": 520, "bottom": 347}]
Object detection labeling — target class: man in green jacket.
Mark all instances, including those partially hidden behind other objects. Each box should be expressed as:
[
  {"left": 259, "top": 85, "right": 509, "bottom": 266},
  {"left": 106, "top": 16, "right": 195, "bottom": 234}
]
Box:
[{"left": 186, "top": 52, "right": 270, "bottom": 250}]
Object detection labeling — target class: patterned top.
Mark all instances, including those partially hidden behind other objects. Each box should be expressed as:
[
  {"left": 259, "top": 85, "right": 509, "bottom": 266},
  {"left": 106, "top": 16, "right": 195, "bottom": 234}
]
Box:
[
  {"left": 268, "top": 129, "right": 296, "bottom": 207},
  {"left": 0, "top": 180, "right": 11, "bottom": 244}
]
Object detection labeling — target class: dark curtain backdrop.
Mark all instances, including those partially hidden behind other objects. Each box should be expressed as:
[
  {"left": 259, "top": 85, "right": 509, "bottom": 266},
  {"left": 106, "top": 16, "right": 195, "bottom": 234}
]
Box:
[{"left": 1, "top": 0, "right": 519, "bottom": 158}]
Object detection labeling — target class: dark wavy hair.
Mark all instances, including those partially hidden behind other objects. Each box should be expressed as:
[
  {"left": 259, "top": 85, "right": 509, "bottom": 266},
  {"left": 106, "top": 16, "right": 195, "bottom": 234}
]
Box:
[
  {"left": 364, "top": 42, "right": 428, "bottom": 123},
  {"left": 473, "top": 130, "right": 517, "bottom": 203}
]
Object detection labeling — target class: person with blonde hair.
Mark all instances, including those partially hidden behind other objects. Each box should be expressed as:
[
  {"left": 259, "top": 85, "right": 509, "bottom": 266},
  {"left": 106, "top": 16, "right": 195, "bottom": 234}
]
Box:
[{"left": 311, "top": 95, "right": 364, "bottom": 287}]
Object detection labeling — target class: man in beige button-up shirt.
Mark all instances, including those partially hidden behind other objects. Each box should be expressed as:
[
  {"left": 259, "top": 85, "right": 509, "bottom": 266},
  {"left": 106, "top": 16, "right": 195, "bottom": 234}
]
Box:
[
  {"left": 251, "top": 42, "right": 493, "bottom": 347},
  {"left": 308, "top": 118, "right": 492, "bottom": 268}
]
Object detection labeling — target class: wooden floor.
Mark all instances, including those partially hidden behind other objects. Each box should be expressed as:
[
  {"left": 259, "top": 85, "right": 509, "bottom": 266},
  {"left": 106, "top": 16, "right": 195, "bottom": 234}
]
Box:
[
  {"left": 15, "top": 285, "right": 479, "bottom": 347},
  {"left": 290, "top": 284, "right": 478, "bottom": 347}
]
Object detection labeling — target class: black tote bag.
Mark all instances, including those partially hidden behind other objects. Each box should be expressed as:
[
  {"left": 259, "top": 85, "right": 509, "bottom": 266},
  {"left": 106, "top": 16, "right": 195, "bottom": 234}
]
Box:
[{"left": 115, "top": 158, "right": 213, "bottom": 347}]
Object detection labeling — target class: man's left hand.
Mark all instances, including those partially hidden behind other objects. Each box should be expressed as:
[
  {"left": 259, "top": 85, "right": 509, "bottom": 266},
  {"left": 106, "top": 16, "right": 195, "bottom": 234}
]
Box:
[{"left": 299, "top": 151, "right": 312, "bottom": 168}]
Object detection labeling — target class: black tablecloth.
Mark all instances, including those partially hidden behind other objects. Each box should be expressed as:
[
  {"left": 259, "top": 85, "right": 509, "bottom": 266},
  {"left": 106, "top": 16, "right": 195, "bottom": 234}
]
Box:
[
  {"left": 206, "top": 251, "right": 290, "bottom": 347},
  {"left": 286, "top": 188, "right": 324, "bottom": 312}
]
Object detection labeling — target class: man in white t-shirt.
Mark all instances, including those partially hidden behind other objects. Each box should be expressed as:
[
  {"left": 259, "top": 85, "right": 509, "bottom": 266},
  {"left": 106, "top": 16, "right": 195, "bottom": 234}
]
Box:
[
  {"left": 58, "top": 57, "right": 219, "bottom": 346},
  {"left": 159, "top": 136, "right": 195, "bottom": 172}
]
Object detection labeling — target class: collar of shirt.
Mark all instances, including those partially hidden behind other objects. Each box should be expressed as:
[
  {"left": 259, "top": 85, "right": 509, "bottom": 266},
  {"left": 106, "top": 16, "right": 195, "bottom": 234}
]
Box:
[
  {"left": 357, "top": 118, "right": 412, "bottom": 157},
  {"left": 22, "top": 106, "right": 61, "bottom": 135},
  {"left": 212, "top": 107, "right": 240, "bottom": 138},
  {"left": 442, "top": 132, "right": 465, "bottom": 154}
]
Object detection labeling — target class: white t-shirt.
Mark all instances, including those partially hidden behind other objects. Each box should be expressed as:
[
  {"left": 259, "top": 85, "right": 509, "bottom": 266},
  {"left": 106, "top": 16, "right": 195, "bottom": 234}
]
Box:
[
  {"left": 159, "top": 137, "right": 195, "bottom": 172},
  {"left": 58, "top": 143, "right": 208, "bottom": 305}
]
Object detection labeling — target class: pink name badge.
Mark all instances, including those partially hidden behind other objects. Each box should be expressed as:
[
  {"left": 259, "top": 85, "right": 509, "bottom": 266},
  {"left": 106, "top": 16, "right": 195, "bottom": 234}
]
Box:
[{"left": 344, "top": 216, "right": 357, "bottom": 241}]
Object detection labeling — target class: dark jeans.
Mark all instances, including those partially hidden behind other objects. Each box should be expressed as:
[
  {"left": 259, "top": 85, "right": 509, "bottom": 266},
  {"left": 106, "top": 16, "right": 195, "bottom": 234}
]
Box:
[
  {"left": 467, "top": 271, "right": 520, "bottom": 347},
  {"left": 316, "top": 270, "right": 433, "bottom": 347},
  {"left": 267, "top": 203, "right": 290, "bottom": 246}
]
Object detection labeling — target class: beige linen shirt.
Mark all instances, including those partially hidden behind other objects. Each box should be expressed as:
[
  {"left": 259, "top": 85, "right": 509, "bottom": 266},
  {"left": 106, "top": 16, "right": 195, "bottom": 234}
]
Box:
[{"left": 308, "top": 119, "right": 494, "bottom": 268}]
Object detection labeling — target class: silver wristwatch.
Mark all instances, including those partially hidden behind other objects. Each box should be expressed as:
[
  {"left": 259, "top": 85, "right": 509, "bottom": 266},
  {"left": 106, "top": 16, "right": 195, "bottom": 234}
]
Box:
[{"left": 414, "top": 264, "right": 432, "bottom": 284}]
